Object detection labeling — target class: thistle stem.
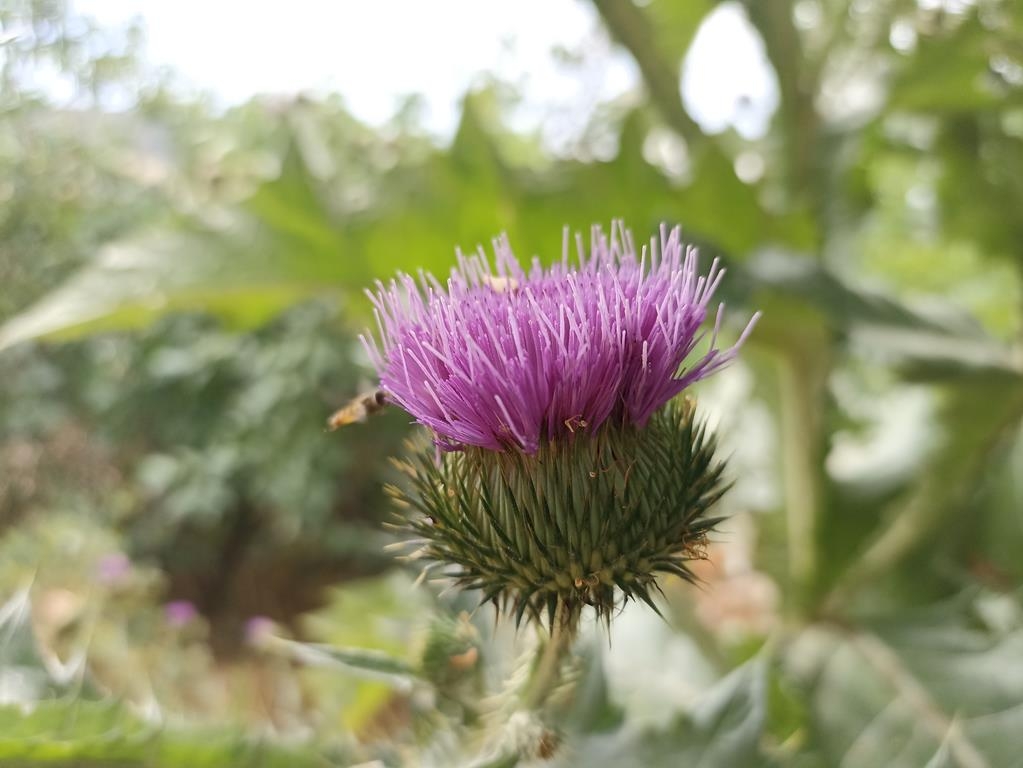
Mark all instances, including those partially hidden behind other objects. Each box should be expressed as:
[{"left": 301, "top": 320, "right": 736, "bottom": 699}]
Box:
[
  {"left": 523, "top": 599, "right": 578, "bottom": 710},
  {"left": 776, "top": 338, "right": 829, "bottom": 617}
]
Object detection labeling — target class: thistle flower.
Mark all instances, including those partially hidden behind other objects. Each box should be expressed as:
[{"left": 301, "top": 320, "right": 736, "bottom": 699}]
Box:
[
  {"left": 365, "top": 223, "right": 757, "bottom": 454},
  {"left": 365, "top": 222, "right": 759, "bottom": 628}
]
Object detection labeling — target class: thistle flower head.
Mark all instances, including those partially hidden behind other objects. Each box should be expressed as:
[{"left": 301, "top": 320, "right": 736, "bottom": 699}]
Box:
[
  {"left": 367, "top": 222, "right": 759, "bottom": 628},
  {"left": 363, "top": 222, "right": 759, "bottom": 454}
]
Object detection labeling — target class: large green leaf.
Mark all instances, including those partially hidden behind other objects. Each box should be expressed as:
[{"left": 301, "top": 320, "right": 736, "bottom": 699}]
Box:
[
  {"left": 787, "top": 596, "right": 1023, "bottom": 767},
  {"left": 745, "top": 249, "right": 1021, "bottom": 379},
  {"left": 560, "top": 642, "right": 624, "bottom": 736},
  {"left": 2, "top": 96, "right": 813, "bottom": 349},
  {"left": 825, "top": 371, "right": 1023, "bottom": 607},
  {"left": 0, "top": 144, "right": 359, "bottom": 350},
  {"left": 557, "top": 656, "right": 769, "bottom": 767}
]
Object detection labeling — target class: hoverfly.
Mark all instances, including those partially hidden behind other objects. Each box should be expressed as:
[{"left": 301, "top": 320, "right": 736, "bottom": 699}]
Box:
[{"left": 327, "top": 388, "right": 389, "bottom": 431}]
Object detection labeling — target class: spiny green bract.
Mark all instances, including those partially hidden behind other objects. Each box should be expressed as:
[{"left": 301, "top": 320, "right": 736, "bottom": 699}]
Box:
[{"left": 387, "top": 398, "right": 728, "bottom": 629}]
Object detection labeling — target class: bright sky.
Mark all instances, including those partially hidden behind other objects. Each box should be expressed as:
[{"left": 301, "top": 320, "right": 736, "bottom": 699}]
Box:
[{"left": 71, "top": 0, "right": 776, "bottom": 142}]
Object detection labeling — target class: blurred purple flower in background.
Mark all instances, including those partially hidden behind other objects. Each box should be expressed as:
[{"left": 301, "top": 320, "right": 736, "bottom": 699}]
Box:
[
  {"left": 244, "top": 616, "right": 276, "bottom": 646},
  {"left": 164, "top": 600, "right": 199, "bottom": 627},
  {"left": 365, "top": 221, "right": 760, "bottom": 453},
  {"left": 95, "top": 553, "right": 132, "bottom": 586}
]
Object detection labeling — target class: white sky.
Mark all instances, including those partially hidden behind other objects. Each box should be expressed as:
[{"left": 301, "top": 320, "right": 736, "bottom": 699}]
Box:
[{"left": 71, "top": 0, "right": 776, "bottom": 142}]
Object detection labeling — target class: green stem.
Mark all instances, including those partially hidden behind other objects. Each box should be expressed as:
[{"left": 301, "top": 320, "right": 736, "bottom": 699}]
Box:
[
  {"left": 776, "top": 345, "right": 828, "bottom": 617},
  {"left": 523, "top": 599, "right": 578, "bottom": 710}
]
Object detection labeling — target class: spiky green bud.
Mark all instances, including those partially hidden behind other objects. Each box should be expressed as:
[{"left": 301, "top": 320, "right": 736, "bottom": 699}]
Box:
[{"left": 389, "top": 398, "right": 727, "bottom": 629}]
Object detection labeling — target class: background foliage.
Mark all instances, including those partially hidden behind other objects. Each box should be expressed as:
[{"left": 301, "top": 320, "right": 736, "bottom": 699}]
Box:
[{"left": 1, "top": 0, "right": 1021, "bottom": 765}]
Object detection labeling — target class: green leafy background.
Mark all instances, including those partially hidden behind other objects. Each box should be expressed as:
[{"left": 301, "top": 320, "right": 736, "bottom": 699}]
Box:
[{"left": 1, "top": 0, "right": 1021, "bottom": 765}]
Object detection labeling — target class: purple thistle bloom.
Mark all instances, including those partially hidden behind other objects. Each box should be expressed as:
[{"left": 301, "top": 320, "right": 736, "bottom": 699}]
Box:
[{"left": 363, "top": 222, "right": 759, "bottom": 454}]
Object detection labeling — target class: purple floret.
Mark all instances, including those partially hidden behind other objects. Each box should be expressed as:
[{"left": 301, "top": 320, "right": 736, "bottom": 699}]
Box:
[{"left": 363, "top": 222, "right": 759, "bottom": 453}]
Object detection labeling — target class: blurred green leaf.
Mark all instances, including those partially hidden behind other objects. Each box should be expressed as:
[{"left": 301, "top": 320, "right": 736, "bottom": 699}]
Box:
[
  {"left": 644, "top": 0, "right": 717, "bottom": 64},
  {"left": 889, "top": 15, "right": 1018, "bottom": 114},
  {"left": 826, "top": 374, "right": 1023, "bottom": 607},
  {"left": 924, "top": 739, "right": 958, "bottom": 768},
  {"left": 0, "top": 590, "right": 53, "bottom": 706},
  {"left": 2, "top": 97, "right": 817, "bottom": 350},
  {"left": 0, "top": 699, "right": 333, "bottom": 767},
  {"left": 935, "top": 117, "right": 1023, "bottom": 269},
  {"left": 559, "top": 656, "right": 769, "bottom": 767},
  {"left": 0, "top": 590, "right": 85, "bottom": 704},
  {"left": 560, "top": 642, "right": 624, "bottom": 735},
  {"left": 787, "top": 596, "right": 1023, "bottom": 768},
  {"left": 0, "top": 143, "right": 357, "bottom": 349},
  {"left": 977, "top": 426, "right": 1023, "bottom": 584},
  {"left": 268, "top": 636, "right": 420, "bottom": 687},
  {"left": 297, "top": 573, "right": 433, "bottom": 733},
  {"left": 747, "top": 248, "right": 1021, "bottom": 379},
  {"left": 1, "top": 591, "right": 47, "bottom": 672}
]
